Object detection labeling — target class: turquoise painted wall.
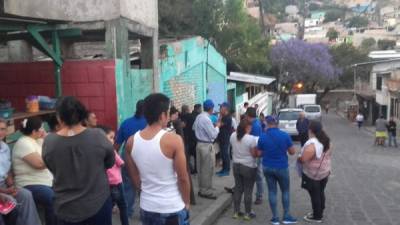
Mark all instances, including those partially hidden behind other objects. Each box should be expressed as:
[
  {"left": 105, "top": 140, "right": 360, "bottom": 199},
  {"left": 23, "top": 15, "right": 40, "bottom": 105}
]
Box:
[
  {"left": 115, "top": 59, "right": 153, "bottom": 125},
  {"left": 115, "top": 37, "right": 227, "bottom": 124},
  {"left": 159, "top": 37, "right": 227, "bottom": 108},
  {"left": 235, "top": 82, "right": 246, "bottom": 105}
]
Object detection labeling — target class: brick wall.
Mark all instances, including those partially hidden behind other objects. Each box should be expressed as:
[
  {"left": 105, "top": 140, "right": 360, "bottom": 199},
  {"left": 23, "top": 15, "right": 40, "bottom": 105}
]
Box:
[
  {"left": 163, "top": 64, "right": 204, "bottom": 109},
  {"left": 0, "top": 60, "right": 118, "bottom": 129}
]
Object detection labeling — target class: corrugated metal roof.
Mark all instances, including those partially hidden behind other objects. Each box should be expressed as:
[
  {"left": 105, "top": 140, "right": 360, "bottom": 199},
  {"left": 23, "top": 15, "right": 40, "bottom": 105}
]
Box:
[{"left": 228, "top": 72, "right": 276, "bottom": 85}]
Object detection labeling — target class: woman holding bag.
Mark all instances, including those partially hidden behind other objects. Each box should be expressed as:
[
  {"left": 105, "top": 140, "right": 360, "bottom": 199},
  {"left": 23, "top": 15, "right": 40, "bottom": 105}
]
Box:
[{"left": 298, "top": 121, "right": 332, "bottom": 223}]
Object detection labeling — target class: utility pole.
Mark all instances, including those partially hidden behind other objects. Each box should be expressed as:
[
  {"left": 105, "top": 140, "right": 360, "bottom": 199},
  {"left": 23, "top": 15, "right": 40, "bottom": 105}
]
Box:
[
  {"left": 297, "top": 0, "right": 308, "bottom": 40},
  {"left": 258, "top": 0, "right": 267, "bottom": 36}
]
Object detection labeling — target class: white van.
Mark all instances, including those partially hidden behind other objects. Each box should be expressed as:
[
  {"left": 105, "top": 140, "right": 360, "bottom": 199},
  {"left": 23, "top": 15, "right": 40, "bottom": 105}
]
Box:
[
  {"left": 303, "top": 104, "right": 322, "bottom": 121},
  {"left": 278, "top": 108, "right": 304, "bottom": 136}
]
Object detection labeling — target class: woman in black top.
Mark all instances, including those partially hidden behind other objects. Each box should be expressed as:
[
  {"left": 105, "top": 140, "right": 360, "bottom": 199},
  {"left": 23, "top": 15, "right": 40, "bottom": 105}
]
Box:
[{"left": 43, "top": 96, "right": 115, "bottom": 225}]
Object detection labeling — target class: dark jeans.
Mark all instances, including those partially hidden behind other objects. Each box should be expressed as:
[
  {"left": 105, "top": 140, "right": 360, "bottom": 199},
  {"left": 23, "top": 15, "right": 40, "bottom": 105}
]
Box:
[
  {"left": 140, "top": 208, "right": 189, "bottom": 225},
  {"left": 219, "top": 141, "right": 230, "bottom": 172},
  {"left": 233, "top": 163, "right": 256, "bottom": 214},
  {"left": 357, "top": 121, "right": 363, "bottom": 130},
  {"left": 263, "top": 167, "right": 292, "bottom": 219},
  {"left": 1, "top": 209, "right": 17, "bottom": 225},
  {"left": 302, "top": 174, "right": 329, "bottom": 220},
  {"left": 299, "top": 133, "right": 308, "bottom": 147},
  {"left": 24, "top": 185, "right": 57, "bottom": 225},
  {"left": 58, "top": 197, "right": 112, "bottom": 225},
  {"left": 388, "top": 133, "right": 398, "bottom": 147},
  {"left": 121, "top": 157, "right": 136, "bottom": 218},
  {"left": 110, "top": 184, "right": 129, "bottom": 225}
]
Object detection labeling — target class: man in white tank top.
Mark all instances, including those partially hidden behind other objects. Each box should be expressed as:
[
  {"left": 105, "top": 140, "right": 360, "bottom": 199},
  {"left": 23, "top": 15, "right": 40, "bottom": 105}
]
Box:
[{"left": 125, "top": 93, "right": 191, "bottom": 225}]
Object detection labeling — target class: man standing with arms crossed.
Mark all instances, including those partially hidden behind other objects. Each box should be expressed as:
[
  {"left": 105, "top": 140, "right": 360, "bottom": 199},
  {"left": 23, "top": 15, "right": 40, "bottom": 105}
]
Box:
[
  {"left": 125, "top": 93, "right": 190, "bottom": 225},
  {"left": 193, "top": 99, "right": 220, "bottom": 199}
]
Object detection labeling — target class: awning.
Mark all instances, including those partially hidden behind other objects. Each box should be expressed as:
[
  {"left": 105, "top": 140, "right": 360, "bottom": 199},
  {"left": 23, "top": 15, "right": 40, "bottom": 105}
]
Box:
[{"left": 228, "top": 72, "right": 276, "bottom": 85}]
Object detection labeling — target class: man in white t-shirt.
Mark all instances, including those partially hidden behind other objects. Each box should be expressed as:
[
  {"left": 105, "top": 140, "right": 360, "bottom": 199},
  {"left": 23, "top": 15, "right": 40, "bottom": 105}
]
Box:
[
  {"left": 356, "top": 113, "right": 364, "bottom": 130},
  {"left": 240, "top": 102, "right": 249, "bottom": 118}
]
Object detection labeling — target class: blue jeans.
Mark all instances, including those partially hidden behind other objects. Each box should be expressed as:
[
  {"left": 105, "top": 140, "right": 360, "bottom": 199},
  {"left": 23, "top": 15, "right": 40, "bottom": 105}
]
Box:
[
  {"left": 388, "top": 133, "right": 398, "bottom": 147},
  {"left": 110, "top": 184, "right": 129, "bottom": 225},
  {"left": 255, "top": 159, "right": 264, "bottom": 199},
  {"left": 121, "top": 154, "right": 136, "bottom": 218},
  {"left": 24, "top": 185, "right": 57, "bottom": 225},
  {"left": 140, "top": 208, "right": 189, "bottom": 225},
  {"left": 58, "top": 197, "right": 112, "bottom": 225},
  {"left": 219, "top": 141, "right": 230, "bottom": 172},
  {"left": 263, "top": 167, "right": 291, "bottom": 219}
]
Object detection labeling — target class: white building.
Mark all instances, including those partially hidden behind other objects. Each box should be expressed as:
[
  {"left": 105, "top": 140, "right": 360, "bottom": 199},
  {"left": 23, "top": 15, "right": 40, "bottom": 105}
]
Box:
[{"left": 367, "top": 51, "right": 400, "bottom": 120}]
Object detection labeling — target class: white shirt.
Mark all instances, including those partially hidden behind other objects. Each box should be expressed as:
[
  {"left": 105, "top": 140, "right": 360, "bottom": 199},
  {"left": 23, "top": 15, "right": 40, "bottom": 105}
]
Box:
[
  {"left": 356, "top": 114, "right": 364, "bottom": 122},
  {"left": 301, "top": 137, "right": 324, "bottom": 159},
  {"left": 230, "top": 133, "right": 258, "bottom": 168},
  {"left": 0, "top": 142, "right": 11, "bottom": 183},
  {"left": 132, "top": 130, "right": 185, "bottom": 213},
  {"left": 12, "top": 136, "right": 53, "bottom": 187},
  {"left": 231, "top": 118, "right": 238, "bottom": 130},
  {"left": 240, "top": 107, "right": 248, "bottom": 116}
]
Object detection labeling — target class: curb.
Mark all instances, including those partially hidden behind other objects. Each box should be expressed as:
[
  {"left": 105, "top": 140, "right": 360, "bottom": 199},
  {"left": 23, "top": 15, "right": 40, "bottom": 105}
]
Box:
[{"left": 191, "top": 193, "right": 232, "bottom": 225}]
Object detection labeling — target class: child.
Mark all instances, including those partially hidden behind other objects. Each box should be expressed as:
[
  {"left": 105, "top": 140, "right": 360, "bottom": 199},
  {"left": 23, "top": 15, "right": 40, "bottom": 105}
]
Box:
[{"left": 97, "top": 125, "right": 130, "bottom": 225}]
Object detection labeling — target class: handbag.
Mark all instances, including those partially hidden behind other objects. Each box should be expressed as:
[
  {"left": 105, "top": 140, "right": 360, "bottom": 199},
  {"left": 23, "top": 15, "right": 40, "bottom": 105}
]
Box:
[{"left": 301, "top": 151, "right": 327, "bottom": 190}]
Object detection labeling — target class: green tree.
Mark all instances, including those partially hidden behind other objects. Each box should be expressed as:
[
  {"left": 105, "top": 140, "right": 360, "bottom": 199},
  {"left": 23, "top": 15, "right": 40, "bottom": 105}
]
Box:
[
  {"left": 158, "top": 0, "right": 271, "bottom": 75},
  {"left": 330, "top": 43, "right": 370, "bottom": 88},
  {"left": 158, "top": 0, "right": 195, "bottom": 37},
  {"left": 360, "top": 38, "right": 376, "bottom": 53},
  {"left": 324, "top": 9, "right": 345, "bottom": 22},
  {"left": 217, "top": 0, "right": 270, "bottom": 74},
  {"left": 377, "top": 39, "right": 396, "bottom": 50},
  {"left": 192, "top": 0, "right": 224, "bottom": 40},
  {"left": 347, "top": 16, "right": 369, "bottom": 28},
  {"left": 326, "top": 28, "right": 339, "bottom": 41}
]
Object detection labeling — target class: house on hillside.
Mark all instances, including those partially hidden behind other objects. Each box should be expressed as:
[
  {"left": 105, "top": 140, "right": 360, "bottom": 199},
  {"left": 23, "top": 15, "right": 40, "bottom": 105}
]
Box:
[
  {"left": 311, "top": 11, "right": 326, "bottom": 23},
  {"left": 244, "top": 0, "right": 261, "bottom": 19},
  {"left": 274, "top": 23, "right": 298, "bottom": 41}
]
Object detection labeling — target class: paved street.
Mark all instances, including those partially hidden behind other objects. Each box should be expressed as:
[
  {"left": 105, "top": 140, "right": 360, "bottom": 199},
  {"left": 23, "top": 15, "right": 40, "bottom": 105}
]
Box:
[{"left": 214, "top": 113, "right": 400, "bottom": 225}]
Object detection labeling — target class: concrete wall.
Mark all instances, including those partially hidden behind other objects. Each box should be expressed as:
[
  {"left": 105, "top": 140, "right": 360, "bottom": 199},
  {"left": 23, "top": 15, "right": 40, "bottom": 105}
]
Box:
[
  {"left": 3, "top": 0, "right": 157, "bottom": 29},
  {"left": 120, "top": 0, "right": 158, "bottom": 28},
  {"left": 115, "top": 59, "right": 153, "bottom": 125},
  {"left": 0, "top": 60, "right": 119, "bottom": 130}
]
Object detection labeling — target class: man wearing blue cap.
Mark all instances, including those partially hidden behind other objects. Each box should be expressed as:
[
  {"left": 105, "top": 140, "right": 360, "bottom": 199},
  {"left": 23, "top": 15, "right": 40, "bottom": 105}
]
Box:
[
  {"left": 257, "top": 116, "right": 297, "bottom": 225},
  {"left": 216, "top": 102, "right": 232, "bottom": 177},
  {"left": 193, "top": 99, "right": 221, "bottom": 199}
]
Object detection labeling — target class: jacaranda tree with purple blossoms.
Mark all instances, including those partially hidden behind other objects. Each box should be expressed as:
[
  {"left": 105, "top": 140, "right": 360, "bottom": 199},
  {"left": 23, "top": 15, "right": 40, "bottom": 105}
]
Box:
[{"left": 270, "top": 39, "right": 342, "bottom": 94}]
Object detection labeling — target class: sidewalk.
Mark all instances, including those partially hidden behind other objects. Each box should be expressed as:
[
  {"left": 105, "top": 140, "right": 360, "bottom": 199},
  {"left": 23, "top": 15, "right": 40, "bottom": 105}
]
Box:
[{"left": 112, "top": 171, "right": 234, "bottom": 225}]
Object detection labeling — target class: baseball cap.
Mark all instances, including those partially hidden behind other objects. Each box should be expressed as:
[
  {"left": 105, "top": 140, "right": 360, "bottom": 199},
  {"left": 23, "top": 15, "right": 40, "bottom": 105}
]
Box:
[
  {"left": 203, "top": 99, "right": 215, "bottom": 111},
  {"left": 219, "top": 102, "right": 230, "bottom": 108},
  {"left": 265, "top": 115, "right": 278, "bottom": 125}
]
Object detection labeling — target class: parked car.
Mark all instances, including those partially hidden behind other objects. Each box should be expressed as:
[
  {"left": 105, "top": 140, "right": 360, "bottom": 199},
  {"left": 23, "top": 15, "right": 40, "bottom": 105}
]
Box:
[
  {"left": 303, "top": 104, "right": 322, "bottom": 121},
  {"left": 278, "top": 108, "right": 303, "bottom": 136}
]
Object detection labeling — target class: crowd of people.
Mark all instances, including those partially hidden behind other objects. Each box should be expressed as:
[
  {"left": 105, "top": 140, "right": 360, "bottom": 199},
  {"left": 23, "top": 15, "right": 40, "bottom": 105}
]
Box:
[{"left": 0, "top": 94, "right": 333, "bottom": 225}]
